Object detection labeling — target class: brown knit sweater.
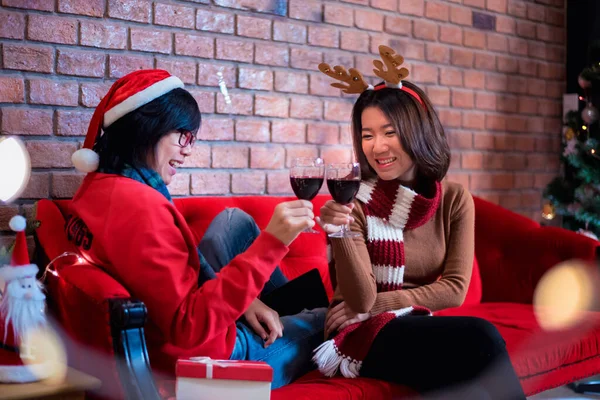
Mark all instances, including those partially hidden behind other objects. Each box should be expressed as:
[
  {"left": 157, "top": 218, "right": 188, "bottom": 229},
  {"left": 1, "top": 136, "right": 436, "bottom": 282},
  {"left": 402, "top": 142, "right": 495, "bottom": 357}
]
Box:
[{"left": 330, "top": 180, "right": 475, "bottom": 315}]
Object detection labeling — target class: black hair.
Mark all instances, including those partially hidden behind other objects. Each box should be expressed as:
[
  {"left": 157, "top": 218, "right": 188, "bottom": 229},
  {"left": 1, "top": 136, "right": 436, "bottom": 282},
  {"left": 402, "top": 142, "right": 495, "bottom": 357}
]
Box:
[{"left": 95, "top": 88, "right": 201, "bottom": 172}]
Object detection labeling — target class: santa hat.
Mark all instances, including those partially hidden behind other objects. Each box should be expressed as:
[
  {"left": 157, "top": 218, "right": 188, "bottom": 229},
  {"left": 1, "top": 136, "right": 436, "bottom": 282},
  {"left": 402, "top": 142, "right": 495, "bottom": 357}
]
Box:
[
  {"left": 0, "top": 215, "right": 37, "bottom": 284},
  {"left": 71, "top": 69, "right": 185, "bottom": 173}
]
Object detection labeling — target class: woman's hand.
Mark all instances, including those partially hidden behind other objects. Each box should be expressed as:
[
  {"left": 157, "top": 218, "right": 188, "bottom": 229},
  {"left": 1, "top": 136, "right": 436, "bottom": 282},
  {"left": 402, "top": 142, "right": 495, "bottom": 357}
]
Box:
[
  {"left": 325, "top": 301, "right": 370, "bottom": 338},
  {"left": 316, "top": 200, "right": 355, "bottom": 235},
  {"left": 243, "top": 298, "right": 284, "bottom": 348},
  {"left": 265, "top": 200, "right": 315, "bottom": 246}
]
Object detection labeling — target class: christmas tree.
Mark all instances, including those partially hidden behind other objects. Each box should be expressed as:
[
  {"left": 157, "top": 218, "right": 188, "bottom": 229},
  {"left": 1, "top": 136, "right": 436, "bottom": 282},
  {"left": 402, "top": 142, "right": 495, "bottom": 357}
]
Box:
[{"left": 542, "top": 45, "right": 600, "bottom": 241}]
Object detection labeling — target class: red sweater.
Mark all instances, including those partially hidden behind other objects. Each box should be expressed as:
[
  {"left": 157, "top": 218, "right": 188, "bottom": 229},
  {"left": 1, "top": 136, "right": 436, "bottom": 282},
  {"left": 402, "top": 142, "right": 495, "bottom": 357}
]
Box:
[{"left": 66, "top": 173, "right": 288, "bottom": 375}]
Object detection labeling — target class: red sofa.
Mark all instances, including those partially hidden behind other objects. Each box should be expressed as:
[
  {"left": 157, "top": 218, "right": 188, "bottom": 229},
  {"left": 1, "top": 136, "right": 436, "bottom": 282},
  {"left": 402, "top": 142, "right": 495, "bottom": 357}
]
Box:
[{"left": 34, "top": 193, "right": 600, "bottom": 400}]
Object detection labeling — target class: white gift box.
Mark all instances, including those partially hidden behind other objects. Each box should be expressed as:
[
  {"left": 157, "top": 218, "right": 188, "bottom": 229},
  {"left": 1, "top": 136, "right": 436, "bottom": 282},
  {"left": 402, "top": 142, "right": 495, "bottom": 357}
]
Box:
[{"left": 176, "top": 357, "right": 272, "bottom": 400}]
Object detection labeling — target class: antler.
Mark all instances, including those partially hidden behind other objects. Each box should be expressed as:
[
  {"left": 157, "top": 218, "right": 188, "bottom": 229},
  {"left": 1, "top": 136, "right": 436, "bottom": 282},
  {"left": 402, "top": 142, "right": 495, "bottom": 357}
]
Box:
[
  {"left": 318, "top": 63, "right": 370, "bottom": 94},
  {"left": 372, "top": 45, "right": 409, "bottom": 85}
]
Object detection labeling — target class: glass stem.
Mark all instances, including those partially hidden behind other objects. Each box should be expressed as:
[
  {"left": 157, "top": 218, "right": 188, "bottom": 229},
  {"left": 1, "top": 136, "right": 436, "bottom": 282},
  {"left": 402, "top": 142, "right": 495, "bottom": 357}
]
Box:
[{"left": 339, "top": 224, "right": 348, "bottom": 236}]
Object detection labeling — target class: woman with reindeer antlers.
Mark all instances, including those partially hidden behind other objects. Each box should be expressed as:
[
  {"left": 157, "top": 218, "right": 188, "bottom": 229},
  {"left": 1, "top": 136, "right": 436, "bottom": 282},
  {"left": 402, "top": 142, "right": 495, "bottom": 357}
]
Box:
[{"left": 313, "top": 46, "right": 526, "bottom": 399}]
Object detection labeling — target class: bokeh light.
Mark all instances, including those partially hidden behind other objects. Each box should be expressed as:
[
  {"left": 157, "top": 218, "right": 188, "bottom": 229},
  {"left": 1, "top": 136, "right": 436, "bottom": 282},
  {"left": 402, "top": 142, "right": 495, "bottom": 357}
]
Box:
[
  {"left": 0, "top": 136, "right": 31, "bottom": 203},
  {"left": 20, "top": 326, "right": 68, "bottom": 384},
  {"left": 533, "top": 259, "right": 599, "bottom": 331}
]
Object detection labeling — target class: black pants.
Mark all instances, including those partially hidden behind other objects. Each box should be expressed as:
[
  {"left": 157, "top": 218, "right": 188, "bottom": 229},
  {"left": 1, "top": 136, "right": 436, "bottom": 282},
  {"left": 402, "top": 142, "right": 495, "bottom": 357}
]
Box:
[{"left": 360, "top": 316, "right": 527, "bottom": 400}]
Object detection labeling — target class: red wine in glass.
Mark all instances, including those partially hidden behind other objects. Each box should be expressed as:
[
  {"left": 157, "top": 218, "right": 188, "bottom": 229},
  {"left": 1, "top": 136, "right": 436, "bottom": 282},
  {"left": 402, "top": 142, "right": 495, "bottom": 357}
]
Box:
[
  {"left": 290, "top": 158, "right": 325, "bottom": 233},
  {"left": 325, "top": 162, "right": 361, "bottom": 238},
  {"left": 290, "top": 177, "right": 324, "bottom": 201}
]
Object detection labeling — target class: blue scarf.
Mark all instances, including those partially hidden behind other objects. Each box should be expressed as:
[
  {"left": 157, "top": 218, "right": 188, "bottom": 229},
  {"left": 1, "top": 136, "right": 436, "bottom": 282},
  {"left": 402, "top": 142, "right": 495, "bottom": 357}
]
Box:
[{"left": 98, "top": 164, "right": 217, "bottom": 284}]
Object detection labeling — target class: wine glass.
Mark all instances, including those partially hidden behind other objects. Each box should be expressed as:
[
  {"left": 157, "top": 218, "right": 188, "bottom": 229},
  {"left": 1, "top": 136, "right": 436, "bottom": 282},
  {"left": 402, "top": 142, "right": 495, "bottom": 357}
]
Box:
[
  {"left": 325, "top": 162, "right": 361, "bottom": 238},
  {"left": 290, "top": 157, "right": 325, "bottom": 234}
]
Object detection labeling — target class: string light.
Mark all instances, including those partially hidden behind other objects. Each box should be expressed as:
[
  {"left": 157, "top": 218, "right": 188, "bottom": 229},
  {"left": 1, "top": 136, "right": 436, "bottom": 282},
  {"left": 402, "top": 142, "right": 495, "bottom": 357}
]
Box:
[
  {"left": 541, "top": 203, "right": 556, "bottom": 220},
  {"left": 41, "top": 252, "right": 85, "bottom": 281},
  {"left": 582, "top": 125, "right": 588, "bottom": 131}
]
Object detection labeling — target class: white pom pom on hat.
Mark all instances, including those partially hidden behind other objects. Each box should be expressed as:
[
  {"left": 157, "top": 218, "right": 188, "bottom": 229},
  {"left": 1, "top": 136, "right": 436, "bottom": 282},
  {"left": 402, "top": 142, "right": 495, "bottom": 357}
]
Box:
[
  {"left": 72, "top": 70, "right": 184, "bottom": 173},
  {"left": 71, "top": 148, "right": 99, "bottom": 173}
]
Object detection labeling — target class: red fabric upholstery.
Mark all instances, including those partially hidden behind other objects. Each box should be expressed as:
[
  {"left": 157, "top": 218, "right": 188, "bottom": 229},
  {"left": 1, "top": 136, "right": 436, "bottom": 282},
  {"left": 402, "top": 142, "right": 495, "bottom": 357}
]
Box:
[
  {"left": 462, "top": 257, "right": 482, "bottom": 306},
  {"left": 437, "top": 303, "right": 600, "bottom": 394},
  {"left": 271, "top": 370, "right": 419, "bottom": 400},
  {"left": 35, "top": 194, "right": 600, "bottom": 399},
  {"left": 36, "top": 199, "right": 128, "bottom": 400},
  {"left": 473, "top": 197, "right": 599, "bottom": 304}
]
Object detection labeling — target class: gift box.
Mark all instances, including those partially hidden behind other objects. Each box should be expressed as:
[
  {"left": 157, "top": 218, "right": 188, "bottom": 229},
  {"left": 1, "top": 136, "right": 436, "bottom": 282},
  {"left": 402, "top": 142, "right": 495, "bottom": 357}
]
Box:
[{"left": 176, "top": 357, "right": 273, "bottom": 400}]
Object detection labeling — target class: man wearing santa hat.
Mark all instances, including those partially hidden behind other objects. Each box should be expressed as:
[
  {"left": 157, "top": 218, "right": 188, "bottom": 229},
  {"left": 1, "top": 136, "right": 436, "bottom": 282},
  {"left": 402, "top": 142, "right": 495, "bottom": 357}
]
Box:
[{"left": 65, "top": 69, "right": 326, "bottom": 389}]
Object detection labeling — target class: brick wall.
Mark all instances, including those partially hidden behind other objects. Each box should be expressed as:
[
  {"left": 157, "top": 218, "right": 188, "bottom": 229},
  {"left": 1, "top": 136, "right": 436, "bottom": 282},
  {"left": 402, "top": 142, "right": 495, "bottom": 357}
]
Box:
[{"left": 0, "top": 0, "right": 565, "bottom": 247}]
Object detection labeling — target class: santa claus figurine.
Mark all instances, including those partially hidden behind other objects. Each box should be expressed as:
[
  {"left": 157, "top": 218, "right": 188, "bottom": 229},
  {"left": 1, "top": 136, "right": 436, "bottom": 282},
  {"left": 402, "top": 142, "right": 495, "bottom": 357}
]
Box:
[{"left": 0, "top": 215, "right": 50, "bottom": 382}]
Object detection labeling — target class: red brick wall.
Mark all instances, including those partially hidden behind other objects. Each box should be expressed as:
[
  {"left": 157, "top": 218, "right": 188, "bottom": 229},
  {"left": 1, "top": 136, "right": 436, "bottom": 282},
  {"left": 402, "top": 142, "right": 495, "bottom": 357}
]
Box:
[{"left": 0, "top": 0, "right": 565, "bottom": 245}]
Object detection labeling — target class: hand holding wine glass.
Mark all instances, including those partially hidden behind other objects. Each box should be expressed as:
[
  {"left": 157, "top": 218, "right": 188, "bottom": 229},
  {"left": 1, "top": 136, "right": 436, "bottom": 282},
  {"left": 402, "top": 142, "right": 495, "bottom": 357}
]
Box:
[
  {"left": 289, "top": 157, "right": 325, "bottom": 234},
  {"left": 264, "top": 200, "right": 315, "bottom": 246},
  {"left": 325, "top": 162, "right": 361, "bottom": 238},
  {"left": 316, "top": 201, "right": 354, "bottom": 235}
]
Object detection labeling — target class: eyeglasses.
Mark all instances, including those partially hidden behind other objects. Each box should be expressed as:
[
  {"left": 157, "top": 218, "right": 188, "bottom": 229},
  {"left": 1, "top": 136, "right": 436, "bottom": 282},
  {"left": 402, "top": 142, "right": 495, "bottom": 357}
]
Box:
[{"left": 177, "top": 130, "right": 196, "bottom": 148}]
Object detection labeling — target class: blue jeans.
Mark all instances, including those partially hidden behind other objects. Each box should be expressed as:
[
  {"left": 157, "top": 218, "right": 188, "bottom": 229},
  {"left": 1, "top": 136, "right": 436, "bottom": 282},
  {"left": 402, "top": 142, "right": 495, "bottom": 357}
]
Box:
[{"left": 198, "top": 208, "right": 326, "bottom": 389}]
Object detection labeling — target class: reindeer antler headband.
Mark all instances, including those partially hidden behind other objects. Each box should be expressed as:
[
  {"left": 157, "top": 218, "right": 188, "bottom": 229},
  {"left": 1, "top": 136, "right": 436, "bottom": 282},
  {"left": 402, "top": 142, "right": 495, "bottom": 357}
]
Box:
[{"left": 318, "top": 45, "right": 423, "bottom": 105}]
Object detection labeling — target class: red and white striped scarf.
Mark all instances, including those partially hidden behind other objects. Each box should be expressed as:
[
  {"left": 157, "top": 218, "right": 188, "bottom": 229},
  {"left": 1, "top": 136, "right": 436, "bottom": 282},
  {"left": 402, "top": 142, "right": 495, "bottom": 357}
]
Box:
[{"left": 313, "top": 178, "right": 441, "bottom": 378}]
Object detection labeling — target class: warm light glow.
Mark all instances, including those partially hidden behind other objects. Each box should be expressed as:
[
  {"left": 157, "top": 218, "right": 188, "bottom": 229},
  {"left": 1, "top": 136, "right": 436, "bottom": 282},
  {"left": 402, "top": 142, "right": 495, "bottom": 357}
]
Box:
[
  {"left": 582, "top": 126, "right": 588, "bottom": 131},
  {"left": 41, "top": 252, "right": 87, "bottom": 281},
  {"left": 20, "top": 326, "right": 67, "bottom": 384},
  {"left": 541, "top": 203, "right": 555, "bottom": 220},
  {"left": 0, "top": 136, "right": 31, "bottom": 203},
  {"left": 533, "top": 260, "right": 598, "bottom": 331},
  {"left": 592, "top": 149, "right": 596, "bottom": 154},
  {"left": 579, "top": 96, "right": 585, "bottom": 101}
]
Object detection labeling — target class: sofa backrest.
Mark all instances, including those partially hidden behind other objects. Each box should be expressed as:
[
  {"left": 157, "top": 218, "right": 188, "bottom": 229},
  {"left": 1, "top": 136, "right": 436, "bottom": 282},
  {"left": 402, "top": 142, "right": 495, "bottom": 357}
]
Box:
[
  {"left": 473, "top": 196, "right": 600, "bottom": 304},
  {"left": 45, "top": 193, "right": 600, "bottom": 309},
  {"left": 45, "top": 194, "right": 487, "bottom": 305}
]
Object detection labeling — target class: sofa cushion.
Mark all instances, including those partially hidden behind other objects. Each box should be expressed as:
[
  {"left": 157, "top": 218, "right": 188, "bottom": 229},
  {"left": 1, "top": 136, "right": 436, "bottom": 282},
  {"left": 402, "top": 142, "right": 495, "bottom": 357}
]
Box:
[
  {"left": 271, "top": 370, "right": 417, "bottom": 400},
  {"left": 159, "top": 371, "right": 416, "bottom": 400},
  {"left": 436, "top": 303, "right": 600, "bottom": 395}
]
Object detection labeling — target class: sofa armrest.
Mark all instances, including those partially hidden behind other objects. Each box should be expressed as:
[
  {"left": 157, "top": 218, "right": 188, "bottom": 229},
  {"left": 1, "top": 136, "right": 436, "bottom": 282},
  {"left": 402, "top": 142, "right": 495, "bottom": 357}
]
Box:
[
  {"left": 110, "top": 298, "right": 161, "bottom": 400},
  {"left": 34, "top": 199, "right": 162, "bottom": 399},
  {"left": 38, "top": 257, "right": 162, "bottom": 399},
  {"left": 473, "top": 197, "right": 600, "bottom": 304}
]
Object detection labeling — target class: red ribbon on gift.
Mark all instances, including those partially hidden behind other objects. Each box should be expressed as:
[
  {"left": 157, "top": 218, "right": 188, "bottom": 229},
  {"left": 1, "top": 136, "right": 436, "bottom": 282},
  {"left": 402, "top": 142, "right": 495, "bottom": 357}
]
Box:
[{"left": 177, "top": 357, "right": 273, "bottom": 382}]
